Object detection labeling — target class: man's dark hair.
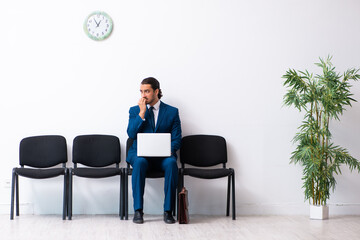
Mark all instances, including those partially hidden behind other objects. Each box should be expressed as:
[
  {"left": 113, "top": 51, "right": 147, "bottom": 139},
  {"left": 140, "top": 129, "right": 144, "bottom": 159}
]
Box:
[{"left": 141, "top": 77, "right": 163, "bottom": 99}]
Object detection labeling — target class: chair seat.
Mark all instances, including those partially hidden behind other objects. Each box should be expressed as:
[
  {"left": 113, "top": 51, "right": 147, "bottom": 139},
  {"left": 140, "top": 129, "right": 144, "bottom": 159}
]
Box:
[
  {"left": 146, "top": 171, "right": 165, "bottom": 178},
  {"left": 72, "top": 167, "right": 121, "bottom": 178},
  {"left": 183, "top": 168, "right": 233, "bottom": 179},
  {"left": 126, "top": 168, "right": 165, "bottom": 178},
  {"left": 14, "top": 167, "right": 66, "bottom": 179}
]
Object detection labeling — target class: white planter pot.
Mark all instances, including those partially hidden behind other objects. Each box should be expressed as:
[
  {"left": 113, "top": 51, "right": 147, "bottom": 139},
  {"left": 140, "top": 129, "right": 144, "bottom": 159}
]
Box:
[{"left": 310, "top": 205, "right": 329, "bottom": 220}]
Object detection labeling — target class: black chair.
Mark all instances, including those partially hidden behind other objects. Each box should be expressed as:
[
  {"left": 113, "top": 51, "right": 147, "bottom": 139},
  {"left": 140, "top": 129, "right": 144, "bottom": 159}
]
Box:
[
  {"left": 123, "top": 138, "right": 176, "bottom": 220},
  {"left": 68, "top": 134, "right": 123, "bottom": 220},
  {"left": 179, "top": 135, "right": 236, "bottom": 220},
  {"left": 10, "top": 135, "right": 68, "bottom": 220}
]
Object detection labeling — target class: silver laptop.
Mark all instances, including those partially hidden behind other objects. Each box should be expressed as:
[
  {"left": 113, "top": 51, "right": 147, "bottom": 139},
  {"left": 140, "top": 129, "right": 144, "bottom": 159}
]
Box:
[{"left": 137, "top": 133, "right": 171, "bottom": 157}]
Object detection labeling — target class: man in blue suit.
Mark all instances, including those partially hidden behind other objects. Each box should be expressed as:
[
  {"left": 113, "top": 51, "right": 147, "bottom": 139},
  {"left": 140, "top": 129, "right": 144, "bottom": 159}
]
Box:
[{"left": 126, "top": 77, "right": 181, "bottom": 224}]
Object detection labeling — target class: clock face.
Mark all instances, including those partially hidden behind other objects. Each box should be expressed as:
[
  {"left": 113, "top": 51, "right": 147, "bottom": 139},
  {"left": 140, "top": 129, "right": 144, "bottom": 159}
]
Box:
[{"left": 84, "top": 11, "right": 113, "bottom": 41}]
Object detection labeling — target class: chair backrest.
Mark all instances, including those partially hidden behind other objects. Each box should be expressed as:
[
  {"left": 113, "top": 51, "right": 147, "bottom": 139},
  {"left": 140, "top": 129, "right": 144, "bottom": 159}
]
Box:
[
  {"left": 180, "top": 135, "right": 227, "bottom": 167},
  {"left": 19, "top": 135, "right": 67, "bottom": 168},
  {"left": 126, "top": 138, "right": 134, "bottom": 159},
  {"left": 72, "top": 135, "right": 120, "bottom": 167}
]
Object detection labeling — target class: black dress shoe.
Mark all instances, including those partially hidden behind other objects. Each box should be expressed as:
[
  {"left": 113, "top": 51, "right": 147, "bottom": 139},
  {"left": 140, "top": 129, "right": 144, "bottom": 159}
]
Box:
[
  {"left": 164, "top": 211, "right": 176, "bottom": 224},
  {"left": 133, "top": 210, "right": 144, "bottom": 224}
]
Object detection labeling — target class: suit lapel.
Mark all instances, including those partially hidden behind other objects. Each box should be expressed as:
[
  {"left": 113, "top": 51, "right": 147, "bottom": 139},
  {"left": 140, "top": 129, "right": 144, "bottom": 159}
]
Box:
[{"left": 155, "top": 101, "right": 167, "bottom": 132}]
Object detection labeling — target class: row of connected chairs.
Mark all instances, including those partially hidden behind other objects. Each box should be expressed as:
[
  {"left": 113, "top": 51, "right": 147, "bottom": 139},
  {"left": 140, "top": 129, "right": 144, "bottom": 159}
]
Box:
[
  {"left": 10, "top": 135, "right": 123, "bottom": 220},
  {"left": 10, "top": 134, "right": 236, "bottom": 220}
]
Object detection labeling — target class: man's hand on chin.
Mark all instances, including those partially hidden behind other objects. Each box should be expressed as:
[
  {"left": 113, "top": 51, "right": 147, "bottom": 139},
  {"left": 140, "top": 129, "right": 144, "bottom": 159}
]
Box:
[{"left": 138, "top": 97, "right": 147, "bottom": 120}]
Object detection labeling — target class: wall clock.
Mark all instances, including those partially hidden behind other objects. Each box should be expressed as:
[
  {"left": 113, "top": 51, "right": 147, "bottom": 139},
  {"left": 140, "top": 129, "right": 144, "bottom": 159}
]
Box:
[{"left": 84, "top": 11, "right": 113, "bottom": 41}]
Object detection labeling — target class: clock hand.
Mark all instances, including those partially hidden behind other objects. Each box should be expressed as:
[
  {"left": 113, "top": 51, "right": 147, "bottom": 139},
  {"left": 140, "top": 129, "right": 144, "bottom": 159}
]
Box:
[
  {"left": 93, "top": 18, "right": 99, "bottom": 26},
  {"left": 96, "top": 20, "right": 102, "bottom": 27}
]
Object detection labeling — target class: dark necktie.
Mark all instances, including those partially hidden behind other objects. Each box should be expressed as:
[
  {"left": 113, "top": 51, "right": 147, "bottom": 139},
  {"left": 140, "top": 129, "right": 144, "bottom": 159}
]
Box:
[{"left": 149, "top": 106, "right": 155, "bottom": 130}]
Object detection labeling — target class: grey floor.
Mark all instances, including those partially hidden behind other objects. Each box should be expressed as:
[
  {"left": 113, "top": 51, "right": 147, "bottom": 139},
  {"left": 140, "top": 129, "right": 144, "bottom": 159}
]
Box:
[{"left": 2, "top": 214, "right": 360, "bottom": 240}]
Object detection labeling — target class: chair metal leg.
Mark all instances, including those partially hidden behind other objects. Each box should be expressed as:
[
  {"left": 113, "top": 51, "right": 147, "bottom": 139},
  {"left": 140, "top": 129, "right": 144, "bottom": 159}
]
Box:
[
  {"left": 125, "top": 169, "right": 128, "bottom": 220},
  {"left": 68, "top": 170, "right": 73, "bottom": 220},
  {"left": 172, "top": 190, "right": 176, "bottom": 216},
  {"left": 10, "top": 169, "right": 16, "bottom": 220},
  {"left": 66, "top": 169, "right": 69, "bottom": 217},
  {"left": 176, "top": 185, "right": 179, "bottom": 219},
  {"left": 15, "top": 174, "right": 19, "bottom": 216},
  {"left": 120, "top": 172, "right": 124, "bottom": 219},
  {"left": 177, "top": 171, "right": 184, "bottom": 220},
  {"left": 232, "top": 170, "right": 236, "bottom": 220},
  {"left": 226, "top": 175, "right": 231, "bottom": 216},
  {"left": 62, "top": 171, "right": 67, "bottom": 220}
]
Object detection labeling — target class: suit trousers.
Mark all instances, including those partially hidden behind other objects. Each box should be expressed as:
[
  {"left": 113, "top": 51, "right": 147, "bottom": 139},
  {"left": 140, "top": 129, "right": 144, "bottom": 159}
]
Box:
[{"left": 131, "top": 156, "right": 178, "bottom": 212}]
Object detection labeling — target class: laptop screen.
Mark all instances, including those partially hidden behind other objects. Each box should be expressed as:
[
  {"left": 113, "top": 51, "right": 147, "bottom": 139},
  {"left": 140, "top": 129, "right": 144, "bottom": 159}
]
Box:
[{"left": 137, "top": 133, "right": 171, "bottom": 157}]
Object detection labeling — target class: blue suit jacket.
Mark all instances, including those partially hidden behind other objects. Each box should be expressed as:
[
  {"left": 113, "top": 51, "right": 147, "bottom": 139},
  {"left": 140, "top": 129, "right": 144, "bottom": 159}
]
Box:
[{"left": 126, "top": 101, "right": 182, "bottom": 164}]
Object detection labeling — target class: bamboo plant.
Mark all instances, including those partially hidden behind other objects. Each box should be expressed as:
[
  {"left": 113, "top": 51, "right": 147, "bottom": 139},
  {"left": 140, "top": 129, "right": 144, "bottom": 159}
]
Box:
[{"left": 283, "top": 56, "right": 360, "bottom": 206}]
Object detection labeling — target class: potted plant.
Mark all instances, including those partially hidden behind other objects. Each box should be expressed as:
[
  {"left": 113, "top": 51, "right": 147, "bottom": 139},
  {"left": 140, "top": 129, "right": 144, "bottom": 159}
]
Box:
[{"left": 282, "top": 56, "right": 360, "bottom": 219}]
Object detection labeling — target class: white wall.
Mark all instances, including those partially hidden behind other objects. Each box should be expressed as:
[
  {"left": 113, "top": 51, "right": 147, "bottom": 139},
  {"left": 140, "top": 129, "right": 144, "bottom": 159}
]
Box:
[{"left": 1, "top": 0, "right": 360, "bottom": 216}]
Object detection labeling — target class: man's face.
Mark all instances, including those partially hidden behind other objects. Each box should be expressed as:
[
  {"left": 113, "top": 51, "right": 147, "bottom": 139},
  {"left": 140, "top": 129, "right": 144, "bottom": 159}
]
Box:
[{"left": 140, "top": 84, "right": 159, "bottom": 106}]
